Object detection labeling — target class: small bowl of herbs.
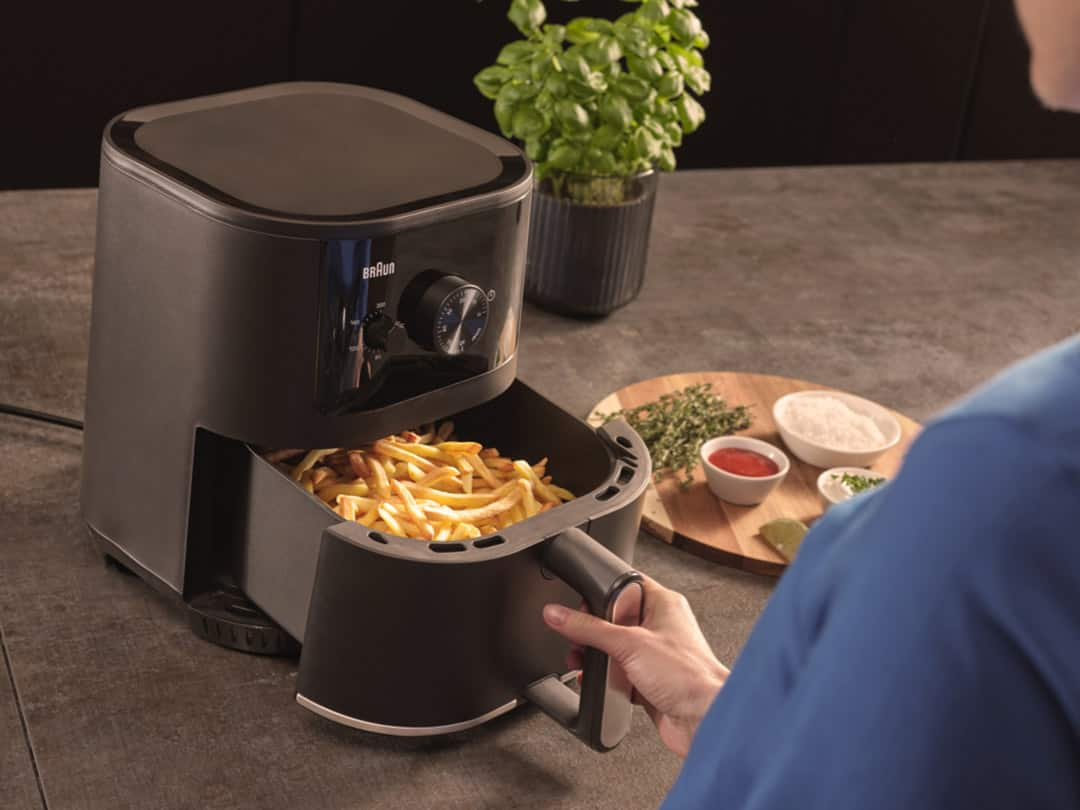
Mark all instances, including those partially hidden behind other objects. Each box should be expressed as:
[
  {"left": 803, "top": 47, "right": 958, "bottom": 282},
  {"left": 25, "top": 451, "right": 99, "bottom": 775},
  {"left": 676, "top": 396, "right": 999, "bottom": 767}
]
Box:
[{"left": 817, "top": 467, "right": 889, "bottom": 508}]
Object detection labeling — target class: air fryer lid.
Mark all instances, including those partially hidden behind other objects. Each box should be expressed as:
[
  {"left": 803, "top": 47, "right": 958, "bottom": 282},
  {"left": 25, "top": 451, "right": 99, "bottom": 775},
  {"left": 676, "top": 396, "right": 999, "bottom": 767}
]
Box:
[{"left": 110, "top": 83, "right": 523, "bottom": 220}]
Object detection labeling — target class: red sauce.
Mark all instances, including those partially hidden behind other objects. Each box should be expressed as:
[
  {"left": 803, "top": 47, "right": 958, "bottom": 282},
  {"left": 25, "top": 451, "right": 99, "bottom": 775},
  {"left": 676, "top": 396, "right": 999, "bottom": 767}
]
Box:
[{"left": 708, "top": 447, "right": 779, "bottom": 477}]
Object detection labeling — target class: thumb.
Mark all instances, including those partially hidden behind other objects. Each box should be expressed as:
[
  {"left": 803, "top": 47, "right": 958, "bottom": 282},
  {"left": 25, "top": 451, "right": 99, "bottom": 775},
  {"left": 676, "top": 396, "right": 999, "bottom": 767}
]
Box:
[{"left": 543, "top": 603, "right": 630, "bottom": 657}]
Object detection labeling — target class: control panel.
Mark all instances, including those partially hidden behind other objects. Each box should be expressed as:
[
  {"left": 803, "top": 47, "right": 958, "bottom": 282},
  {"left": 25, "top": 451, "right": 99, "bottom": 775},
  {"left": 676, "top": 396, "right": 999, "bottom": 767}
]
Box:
[{"left": 315, "top": 203, "right": 527, "bottom": 414}]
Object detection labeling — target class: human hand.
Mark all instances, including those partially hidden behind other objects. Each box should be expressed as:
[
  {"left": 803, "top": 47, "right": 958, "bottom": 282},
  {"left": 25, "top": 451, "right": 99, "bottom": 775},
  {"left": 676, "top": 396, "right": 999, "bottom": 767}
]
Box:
[{"left": 543, "top": 575, "right": 729, "bottom": 757}]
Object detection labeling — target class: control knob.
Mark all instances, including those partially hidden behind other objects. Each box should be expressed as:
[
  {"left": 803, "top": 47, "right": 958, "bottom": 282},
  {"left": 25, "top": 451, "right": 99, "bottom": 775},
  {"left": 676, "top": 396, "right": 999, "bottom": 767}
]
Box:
[{"left": 401, "top": 271, "right": 490, "bottom": 355}]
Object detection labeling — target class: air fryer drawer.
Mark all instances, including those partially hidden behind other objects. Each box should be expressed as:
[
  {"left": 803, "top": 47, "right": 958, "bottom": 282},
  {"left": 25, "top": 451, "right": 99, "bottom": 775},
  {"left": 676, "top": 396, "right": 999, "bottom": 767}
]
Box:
[{"left": 233, "top": 379, "right": 649, "bottom": 645}]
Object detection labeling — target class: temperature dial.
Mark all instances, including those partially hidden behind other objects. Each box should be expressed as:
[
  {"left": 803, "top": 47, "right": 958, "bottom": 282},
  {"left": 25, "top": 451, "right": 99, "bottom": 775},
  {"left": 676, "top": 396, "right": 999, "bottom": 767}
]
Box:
[
  {"left": 433, "top": 284, "right": 489, "bottom": 355},
  {"left": 402, "top": 272, "right": 491, "bottom": 355}
]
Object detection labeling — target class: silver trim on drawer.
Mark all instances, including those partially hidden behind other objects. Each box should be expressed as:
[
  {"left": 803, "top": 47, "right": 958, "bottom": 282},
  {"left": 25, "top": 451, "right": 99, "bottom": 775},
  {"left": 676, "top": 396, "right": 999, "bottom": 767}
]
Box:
[
  {"left": 295, "top": 672, "right": 579, "bottom": 737},
  {"left": 296, "top": 693, "right": 520, "bottom": 736}
]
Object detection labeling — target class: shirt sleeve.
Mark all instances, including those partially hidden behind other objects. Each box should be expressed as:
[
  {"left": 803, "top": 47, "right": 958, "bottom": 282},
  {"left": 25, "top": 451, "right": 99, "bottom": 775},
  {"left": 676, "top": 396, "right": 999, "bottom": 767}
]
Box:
[{"left": 663, "top": 416, "right": 1080, "bottom": 810}]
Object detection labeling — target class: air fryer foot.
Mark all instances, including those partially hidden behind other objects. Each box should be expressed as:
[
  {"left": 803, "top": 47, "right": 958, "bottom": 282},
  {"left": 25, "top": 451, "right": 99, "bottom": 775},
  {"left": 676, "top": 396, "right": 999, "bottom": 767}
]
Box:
[{"left": 188, "top": 587, "right": 300, "bottom": 657}]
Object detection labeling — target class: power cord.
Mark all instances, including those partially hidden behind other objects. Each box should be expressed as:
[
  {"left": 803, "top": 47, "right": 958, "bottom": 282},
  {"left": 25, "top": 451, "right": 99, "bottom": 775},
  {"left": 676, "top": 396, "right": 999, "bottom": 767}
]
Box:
[{"left": 0, "top": 403, "right": 84, "bottom": 431}]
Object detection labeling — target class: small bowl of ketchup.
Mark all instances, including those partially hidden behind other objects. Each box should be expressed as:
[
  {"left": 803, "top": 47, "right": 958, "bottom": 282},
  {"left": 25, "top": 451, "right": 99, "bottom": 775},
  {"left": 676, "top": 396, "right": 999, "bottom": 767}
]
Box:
[{"left": 700, "top": 436, "right": 790, "bottom": 506}]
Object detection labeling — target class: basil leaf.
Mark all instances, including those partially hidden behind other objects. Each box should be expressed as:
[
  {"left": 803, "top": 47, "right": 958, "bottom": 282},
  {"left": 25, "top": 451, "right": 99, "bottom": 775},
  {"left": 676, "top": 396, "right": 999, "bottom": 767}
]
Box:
[
  {"left": 566, "top": 17, "right": 602, "bottom": 45},
  {"left": 525, "top": 137, "right": 548, "bottom": 162},
  {"left": 667, "top": 9, "right": 703, "bottom": 43},
  {"left": 494, "top": 97, "right": 516, "bottom": 138},
  {"left": 599, "top": 94, "right": 634, "bottom": 130},
  {"left": 554, "top": 99, "right": 591, "bottom": 132},
  {"left": 684, "top": 65, "right": 711, "bottom": 95},
  {"left": 542, "top": 24, "right": 567, "bottom": 45},
  {"left": 664, "top": 120, "right": 683, "bottom": 147},
  {"left": 474, "top": 66, "right": 511, "bottom": 100},
  {"left": 656, "top": 71, "right": 685, "bottom": 99},
  {"left": 497, "top": 40, "right": 538, "bottom": 66},
  {"left": 615, "top": 24, "right": 657, "bottom": 58},
  {"left": 616, "top": 75, "right": 652, "bottom": 101},
  {"left": 558, "top": 50, "right": 591, "bottom": 79},
  {"left": 627, "top": 54, "right": 664, "bottom": 82},
  {"left": 591, "top": 123, "right": 623, "bottom": 150},
  {"left": 666, "top": 43, "right": 704, "bottom": 69},
  {"left": 675, "top": 93, "right": 705, "bottom": 133},
  {"left": 585, "top": 147, "right": 618, "bottom": 175},
  {"left": 548, "top": 141, "right": 583, "bottom": 171},
  {"left": 584, "top": 35, "right": 623, "bottom": 67},
  {"left": 513, "top": 107, "right": 549, "bottom": 140},
  {"left": 632, "top": 126, "right": 663, "bottom": 160},
  {"left": 657, "top": 145, "right": 677, "bottom": 172},
  {"left": 508, "top": 0, "right": 546, "bottom": 36},
  {"left": 639, "top": 0, "right": 672, "bottom": 24}
]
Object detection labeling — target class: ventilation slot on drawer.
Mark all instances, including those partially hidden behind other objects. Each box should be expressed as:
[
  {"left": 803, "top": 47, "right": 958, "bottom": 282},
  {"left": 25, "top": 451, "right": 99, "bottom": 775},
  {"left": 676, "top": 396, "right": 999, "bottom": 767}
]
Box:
[
  {"left": 473, "top": 536, "right": 506, "bottom": 549},
  {"left": 617, "top": 466, "right": 635, "bottom": 485},
  {"left": 596, "top": 486, "right": 620, "bottom": 502},
  {"left": 430, "top": 542, "right": 467, "bottom": 553}
]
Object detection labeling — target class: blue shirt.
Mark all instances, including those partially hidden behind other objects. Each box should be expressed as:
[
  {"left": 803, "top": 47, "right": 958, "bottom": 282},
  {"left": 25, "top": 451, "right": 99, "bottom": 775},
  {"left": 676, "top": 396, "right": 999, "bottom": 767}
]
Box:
[{"left": 663, "top": 335, "right": 1080, "bottom": 809}]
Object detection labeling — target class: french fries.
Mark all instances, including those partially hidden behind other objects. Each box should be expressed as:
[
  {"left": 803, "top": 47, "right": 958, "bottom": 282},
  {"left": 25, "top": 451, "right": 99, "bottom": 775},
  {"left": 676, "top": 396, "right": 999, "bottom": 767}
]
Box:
[{"left": 265, "top": 422, "right": 575, "bottom": 542}]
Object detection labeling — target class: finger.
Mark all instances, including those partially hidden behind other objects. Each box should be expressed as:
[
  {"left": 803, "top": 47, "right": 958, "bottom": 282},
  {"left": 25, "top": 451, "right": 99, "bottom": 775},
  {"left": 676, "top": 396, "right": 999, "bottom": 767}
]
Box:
[
  {"left": 565, "top": 648, "right": 583, "bottom": 671},
  {"left": 543, "top": 603, "right": 633, "bottom": 657}
]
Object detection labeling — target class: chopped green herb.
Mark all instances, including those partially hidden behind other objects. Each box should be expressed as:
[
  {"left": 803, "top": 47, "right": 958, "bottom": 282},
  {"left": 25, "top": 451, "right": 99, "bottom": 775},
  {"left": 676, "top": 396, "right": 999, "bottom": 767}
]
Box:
[
  {"left": 597, "top": 383, "right": 752, "bottom": 490},
  {"left": 832, "top": 472, "right": 886, "bottom": 494}
]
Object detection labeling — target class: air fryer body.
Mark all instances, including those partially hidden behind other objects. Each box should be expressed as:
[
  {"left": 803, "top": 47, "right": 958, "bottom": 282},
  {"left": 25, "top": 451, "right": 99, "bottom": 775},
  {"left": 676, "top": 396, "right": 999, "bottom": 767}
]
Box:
[{"left": 79, "top": 83, "right": 652, "bottom": 740}]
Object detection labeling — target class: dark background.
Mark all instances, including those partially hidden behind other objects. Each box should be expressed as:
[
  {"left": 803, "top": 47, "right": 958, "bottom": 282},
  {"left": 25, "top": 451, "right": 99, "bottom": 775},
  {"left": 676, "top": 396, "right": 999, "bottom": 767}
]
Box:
[{"left": 2, "top": 0, "right": 1079, "bottom": 190}]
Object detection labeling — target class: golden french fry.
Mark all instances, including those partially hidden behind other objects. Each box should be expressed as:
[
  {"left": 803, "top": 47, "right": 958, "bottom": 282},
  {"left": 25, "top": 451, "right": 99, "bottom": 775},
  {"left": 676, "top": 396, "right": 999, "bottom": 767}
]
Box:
[
  {"left": 392, "top": 480, "right": 432, "bottom": 536},
  {"left": 348, "top": 451, "right": 370, "bottom": 479},
  {"left": 468, "top": 453, "right": 499, "bottom": 488},
  {"left": 311, "top": 467, "right": 335, "bottom": 489},
  {"left": 338, "top": 494, "right": 376, "bottom": 512},
  {"left": 434, "top": 521, "right": 453, "bottom": 542},
  {"left": 520, "top": 481, "right": 539, "bottom": 518},
  {"left": 449, "top": 523, "right": 473, "bottom": 541},
  {"left": 417, "top": 466, "right": 458, "bottom": 488},
  {"left": 512, "top": 460, "right": 559, "bottom": 503},
  {"left": 375, "top": 439, "right": 437, "bottom": 471},
  {"left": 291, "top": 449, "right": 339, "bottom": 481},
  {"left": 423, "top": 481, "right": 525, "bottom": 524},
  {"left": 394, "top": 442, "right": 444, "bottom": 459},
  {"left": 333, "top": 498, "right": 356, "bottom": 521},
  {"left": 461, "top": 472, "right": 473, "bottom": 494},
  {"left": 437, "top": 441, "right": 483, "bottom": 456},
  {"left": 436, "top": 421, "right": 454, "bottom": 442},
  {"left": 317, "top": 481, "right": 371, "bottom": 503},
  {"left": 378, "top": 504, "right": 405, "bottom": 536},
  {"left": 405, "top": 480, "right": 515, "bottom": 508},
  {"left": 548, "top": 485, "right": 575, "bottom": 501},
  {"left": 370, "top": 459, "right": 391, "bottom": 499}
]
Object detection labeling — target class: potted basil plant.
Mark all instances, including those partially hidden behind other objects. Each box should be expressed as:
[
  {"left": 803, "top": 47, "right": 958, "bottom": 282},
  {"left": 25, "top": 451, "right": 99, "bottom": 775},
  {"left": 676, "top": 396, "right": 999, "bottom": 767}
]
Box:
[{"left": 475, "top": 0, "right": 710, "bottom": 316}]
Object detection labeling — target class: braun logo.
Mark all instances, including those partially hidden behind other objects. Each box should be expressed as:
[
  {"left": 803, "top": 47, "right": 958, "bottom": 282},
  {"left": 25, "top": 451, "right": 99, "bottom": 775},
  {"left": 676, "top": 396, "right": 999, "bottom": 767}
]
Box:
[{"left": 362, "top": 261, "right": 396, "bottom": 280}]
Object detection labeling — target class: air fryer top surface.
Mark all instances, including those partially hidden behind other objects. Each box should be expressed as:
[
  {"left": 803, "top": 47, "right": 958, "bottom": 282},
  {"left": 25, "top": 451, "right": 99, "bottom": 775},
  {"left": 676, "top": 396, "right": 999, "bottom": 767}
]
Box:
[{"left": 106, "top": 83, "right": 528, "bottom": 222}]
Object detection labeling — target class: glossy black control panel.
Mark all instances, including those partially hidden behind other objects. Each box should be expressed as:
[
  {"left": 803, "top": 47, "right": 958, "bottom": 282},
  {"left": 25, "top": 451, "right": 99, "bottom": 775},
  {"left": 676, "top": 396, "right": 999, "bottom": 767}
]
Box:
[{"left": 316, "top": 202, "right": 529, "bottom": 414}]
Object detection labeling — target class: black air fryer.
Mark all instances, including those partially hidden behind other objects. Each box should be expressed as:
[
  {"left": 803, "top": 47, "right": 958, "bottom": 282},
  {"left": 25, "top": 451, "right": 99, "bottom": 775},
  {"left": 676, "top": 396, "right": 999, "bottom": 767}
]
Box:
[{"left": 80, "top": 83, "right": 652, "bottom": 751}]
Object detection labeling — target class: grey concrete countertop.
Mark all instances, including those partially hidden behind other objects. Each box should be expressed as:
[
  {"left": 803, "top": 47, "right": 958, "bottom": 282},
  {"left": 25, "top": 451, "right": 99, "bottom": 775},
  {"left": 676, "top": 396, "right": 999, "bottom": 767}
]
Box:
[{"left": 2, "top": 163, "right": 1079, "bottom": 810}]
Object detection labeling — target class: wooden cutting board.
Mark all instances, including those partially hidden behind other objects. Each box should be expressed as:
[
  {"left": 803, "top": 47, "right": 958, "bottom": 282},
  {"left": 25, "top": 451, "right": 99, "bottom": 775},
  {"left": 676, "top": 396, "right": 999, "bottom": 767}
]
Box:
[{"left": 589, "top": 372, "right": 921, "bottom": 576}]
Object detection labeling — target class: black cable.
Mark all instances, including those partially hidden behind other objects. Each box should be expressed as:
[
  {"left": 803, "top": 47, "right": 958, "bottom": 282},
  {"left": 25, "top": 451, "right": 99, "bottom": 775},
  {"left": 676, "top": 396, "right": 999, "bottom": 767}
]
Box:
[{"left": 0, "top": 403, "right": 84, "bottom": 431}]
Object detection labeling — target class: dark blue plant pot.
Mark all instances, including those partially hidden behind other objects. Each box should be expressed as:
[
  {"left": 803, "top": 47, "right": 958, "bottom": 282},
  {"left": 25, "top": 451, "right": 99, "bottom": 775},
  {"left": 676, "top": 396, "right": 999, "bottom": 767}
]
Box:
[{"left": 525, "top": 170, "right": 659, "bottom": 317}]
